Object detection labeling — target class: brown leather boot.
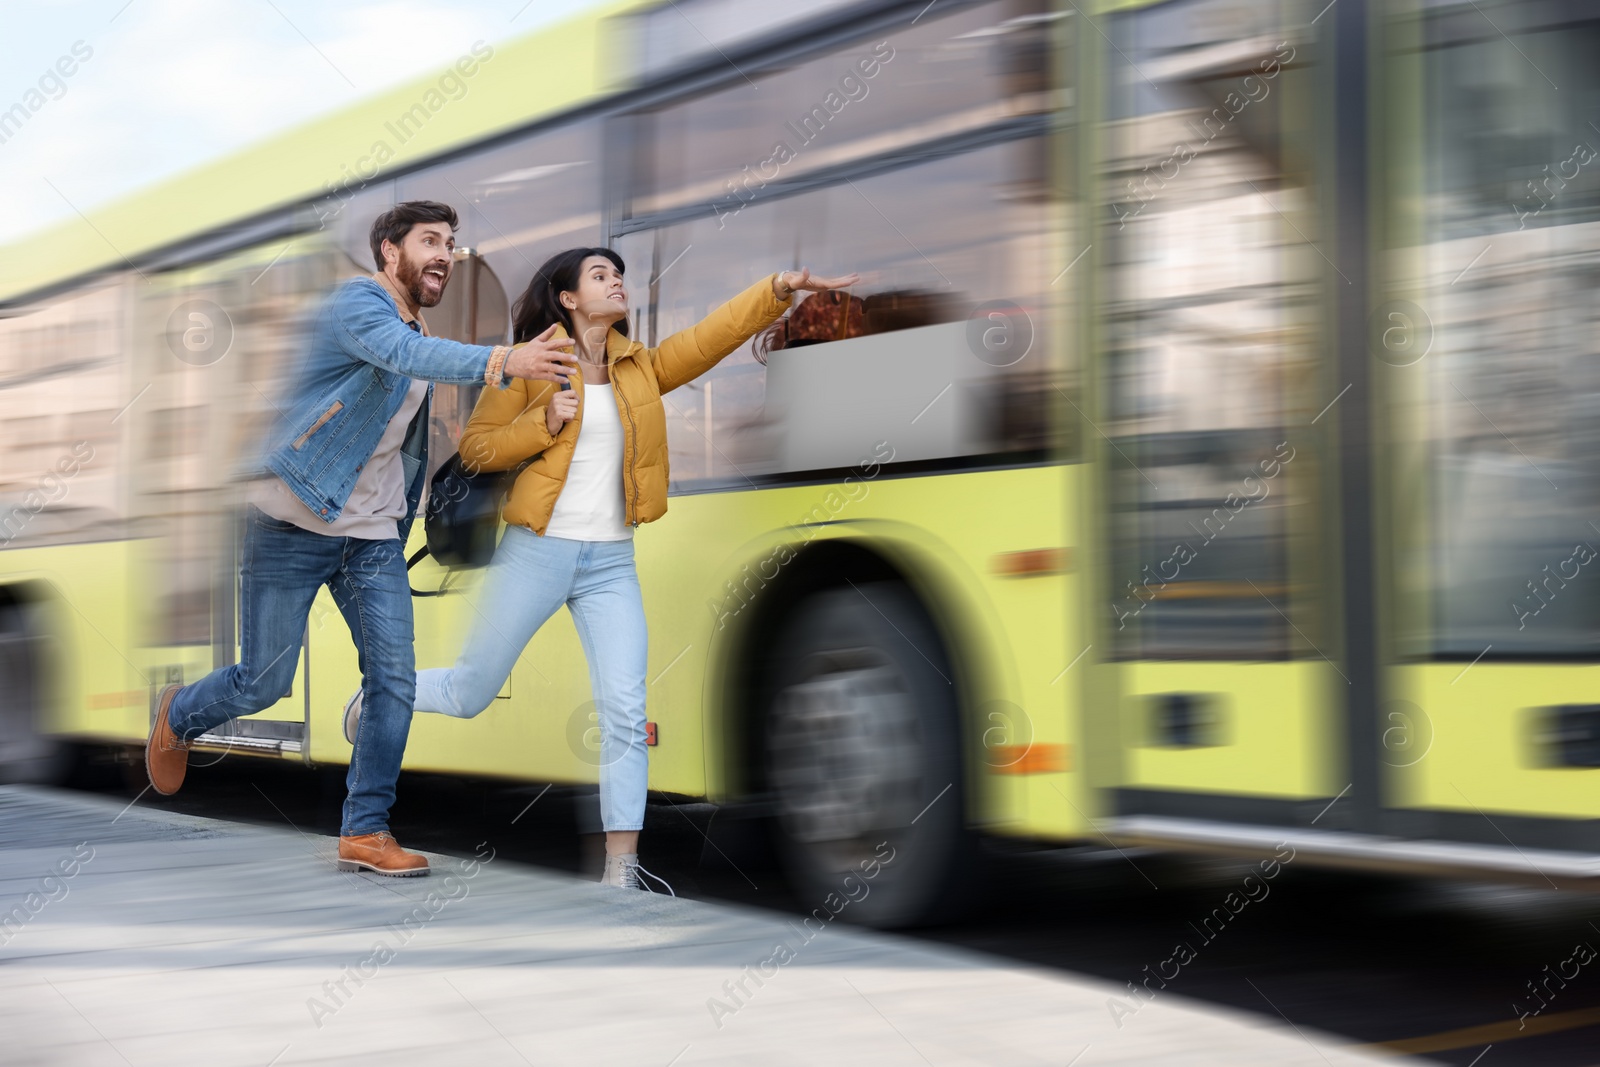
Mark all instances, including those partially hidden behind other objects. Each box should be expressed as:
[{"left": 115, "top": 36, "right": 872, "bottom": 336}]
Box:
[
  {"left": 145, "top": 684, "right": 189, "bottom": 796},
  {"left": 337, "top": 832, "right": 430, "bottom": 876}
]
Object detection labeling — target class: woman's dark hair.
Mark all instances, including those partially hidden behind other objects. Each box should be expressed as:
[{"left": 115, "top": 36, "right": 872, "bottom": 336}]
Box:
[
  {"left": 511, "top": 247, "right": 629, "bottom": 343},
  {"left": 368, "top": 200, "right": 459, "bottom": 269}
]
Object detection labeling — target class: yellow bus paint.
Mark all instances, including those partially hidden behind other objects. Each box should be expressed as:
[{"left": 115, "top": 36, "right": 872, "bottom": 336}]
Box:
[
  {"left": 299, "top": 463, "right": 1088, "bottom": 838},
  {"left": 1390, "top": 665, "right": 1600, "bottom": 821},
  {"left": 1120, "top": 661, "right": 1341, "bottom": 800}
]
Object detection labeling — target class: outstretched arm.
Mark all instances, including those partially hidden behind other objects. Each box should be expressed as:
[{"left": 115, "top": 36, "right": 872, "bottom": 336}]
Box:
[
  {"left": 332, "top": 281, "right": 576, "bottom": 387},
  {"left": 650, "top": 270, "right": 858, "bottom": 395}
]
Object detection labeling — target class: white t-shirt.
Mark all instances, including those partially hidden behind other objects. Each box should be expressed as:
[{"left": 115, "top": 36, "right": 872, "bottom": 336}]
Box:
[
  {"left": 545, "top": 382, "right": 632, "bottom": 542},
  {"left": 251, "top": 379, "right": 429, "bottom": 541}
]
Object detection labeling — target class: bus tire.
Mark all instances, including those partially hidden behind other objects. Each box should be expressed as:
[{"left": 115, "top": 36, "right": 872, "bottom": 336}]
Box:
[
  {"left": 0, "top": 601, "right": 71, "bottom": 786},
  {"left": 762, "top": 581, "right": 977, "bottom": 928}
]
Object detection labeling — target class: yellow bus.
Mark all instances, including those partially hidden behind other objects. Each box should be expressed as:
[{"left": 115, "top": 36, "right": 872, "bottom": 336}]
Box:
[{"left": 2, "top": 0, "right": 1598, "bottom": 925}]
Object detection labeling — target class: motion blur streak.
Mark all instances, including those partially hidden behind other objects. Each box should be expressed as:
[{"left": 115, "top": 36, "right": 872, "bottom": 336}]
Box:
[{"left": 0, "top": 3, "right": 1598, "bottom": 1059}]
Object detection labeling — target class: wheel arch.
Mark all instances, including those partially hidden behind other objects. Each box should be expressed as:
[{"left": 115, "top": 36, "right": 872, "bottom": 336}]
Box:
[{"left": 702, "top": 519, "right": 1022, "bottom": 815}]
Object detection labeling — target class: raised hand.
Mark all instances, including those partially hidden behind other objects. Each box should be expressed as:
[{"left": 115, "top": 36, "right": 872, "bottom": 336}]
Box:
[
  {"left": 546, "top": 388, "right": 579, "bottom": 435},
  {"left": 505, "top": 324, "right": 578, "bottom": 384},
  {"left": 774, "top": 269, "right": 861, "bottom": 299}
]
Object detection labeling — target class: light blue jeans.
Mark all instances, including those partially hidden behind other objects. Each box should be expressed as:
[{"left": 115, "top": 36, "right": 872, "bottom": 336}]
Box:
[{"left": 414, "top": 527, "right": 648, "bottom": 832}]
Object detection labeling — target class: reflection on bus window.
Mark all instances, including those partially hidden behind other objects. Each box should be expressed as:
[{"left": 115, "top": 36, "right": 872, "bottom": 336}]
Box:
[
  {"left": 1104, "top": 0, "right": 1320, "bottom": 659},
  {"left": 626, "top": 136, "right": 1070, "bottom": 487},
  {"left": 1396, "top": 7, "right": 1600, "bottom": 656},
  {"left": 397, "top": 121, "right": 603, "bottom": 307},
  {"left": 631, "top": 0, "right": 1063, "bottom": 221},
  {"left": 134, "top": 240, "right": 348, "bottom": 646},
  {"left": 0, "top": 283, "right": 125, "bottom": 548}
]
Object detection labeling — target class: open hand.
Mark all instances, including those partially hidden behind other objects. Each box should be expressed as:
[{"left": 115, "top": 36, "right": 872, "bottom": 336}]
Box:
[
  {"left": 774, "top": 269, "right": 860, "bottom": 299},
  {"left": 505, "top": 324, "right": 578, "bottom": 384},
  {"left": 546, "top": 388, "right": 579, "bottom": 435}
]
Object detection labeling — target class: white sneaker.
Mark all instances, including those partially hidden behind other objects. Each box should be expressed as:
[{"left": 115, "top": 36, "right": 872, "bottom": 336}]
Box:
[
  {"left": 342, "top": 689, "right": 362, "bottom": 747},
  {"left": 599, "top": 852, "right": 674, "bottom": 895}
]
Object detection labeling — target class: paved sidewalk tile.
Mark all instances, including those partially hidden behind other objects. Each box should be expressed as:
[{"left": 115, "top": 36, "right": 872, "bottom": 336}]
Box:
[{"left": 0, "top": 786, "right": 1401, "bottom": 1066}]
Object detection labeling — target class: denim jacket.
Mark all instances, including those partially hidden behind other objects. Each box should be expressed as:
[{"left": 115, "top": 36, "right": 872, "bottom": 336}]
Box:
[{"left": 260, "top": 274, "right": 508, "bottom": 531}]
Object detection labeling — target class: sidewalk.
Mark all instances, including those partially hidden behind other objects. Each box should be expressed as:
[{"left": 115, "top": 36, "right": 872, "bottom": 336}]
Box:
[{"left": 0, "top": 786, "right": 1401, "bottom": 1066}]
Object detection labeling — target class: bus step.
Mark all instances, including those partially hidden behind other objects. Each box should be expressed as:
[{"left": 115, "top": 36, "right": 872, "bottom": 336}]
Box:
[
  {"left": 1108, "top": 815, "right": 1600, "bottom": 890},
  {"left": 191, "top": 717, "right": 305, "bottom": 757}
]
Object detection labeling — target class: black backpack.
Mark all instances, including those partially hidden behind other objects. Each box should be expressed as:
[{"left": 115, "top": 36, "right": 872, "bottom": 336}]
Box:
[{"left": 406, "top": 453, "right": 529, "bottom": 593}]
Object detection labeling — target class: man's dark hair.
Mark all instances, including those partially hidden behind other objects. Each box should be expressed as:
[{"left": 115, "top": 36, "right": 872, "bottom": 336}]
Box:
[{"left": 369, "top": 200, "right": 459, "bottom": 269}]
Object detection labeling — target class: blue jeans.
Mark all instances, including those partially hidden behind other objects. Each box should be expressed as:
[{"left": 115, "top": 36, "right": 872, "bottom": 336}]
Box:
[
  {"left": 168, "top": 508, "right": 416, "bottom": 837},
  {"left": 415, "top": 528, "right": 649, "bottom": 832}
]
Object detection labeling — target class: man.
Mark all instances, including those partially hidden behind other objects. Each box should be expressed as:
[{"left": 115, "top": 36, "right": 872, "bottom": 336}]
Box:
[{"left": 144, "top": 200, "right": 574, "bottom": 876}]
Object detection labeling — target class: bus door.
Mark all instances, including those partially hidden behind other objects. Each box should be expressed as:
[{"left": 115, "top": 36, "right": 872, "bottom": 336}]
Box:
[
  {"left": 1094, "top": 0, "right": 1345, "bottom": 828},
  {"left": 1377, "top": 4, "right": 1600, "bottom": 849},
  {"left": 131, "top": 238, "right": 344, "bottom": 762}
]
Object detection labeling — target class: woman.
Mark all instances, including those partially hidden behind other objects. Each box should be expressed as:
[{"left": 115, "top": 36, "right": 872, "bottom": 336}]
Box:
[{"left": 345, "top": 247, "right": 857, "bottom": 890}]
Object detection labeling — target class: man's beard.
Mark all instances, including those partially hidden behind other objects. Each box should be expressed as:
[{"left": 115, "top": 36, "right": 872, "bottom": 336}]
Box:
[{"left": 396, "top": 253, "right": 450, "bottom": 308}]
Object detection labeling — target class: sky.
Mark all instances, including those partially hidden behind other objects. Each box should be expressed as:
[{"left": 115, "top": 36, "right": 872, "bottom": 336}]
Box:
[{"left": 0, "top": 0, "right": 602, "bottom": 248}]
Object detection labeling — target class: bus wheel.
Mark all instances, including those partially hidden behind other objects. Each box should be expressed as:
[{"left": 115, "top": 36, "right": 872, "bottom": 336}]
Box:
[
  {"left": 763, "top": 582, "right": 975, "bottom": 928},
  {"left": 0, "top": 602, "right": 70, "bottom": 785}
]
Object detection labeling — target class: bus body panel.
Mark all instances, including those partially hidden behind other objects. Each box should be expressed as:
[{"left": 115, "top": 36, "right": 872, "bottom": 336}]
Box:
[
  {"left": 1391, "top": 665, "right": 1600, "bottom": 822},
  {"left": 1118, "top": 661, "right": 1343, "bottom": 801}
]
